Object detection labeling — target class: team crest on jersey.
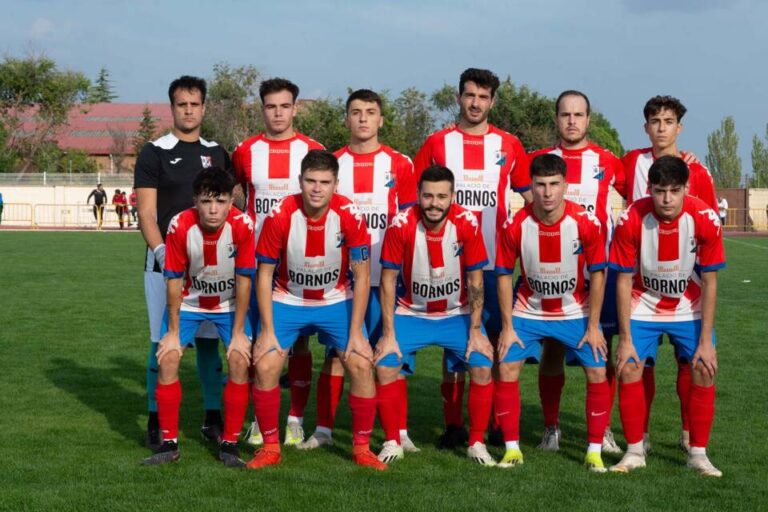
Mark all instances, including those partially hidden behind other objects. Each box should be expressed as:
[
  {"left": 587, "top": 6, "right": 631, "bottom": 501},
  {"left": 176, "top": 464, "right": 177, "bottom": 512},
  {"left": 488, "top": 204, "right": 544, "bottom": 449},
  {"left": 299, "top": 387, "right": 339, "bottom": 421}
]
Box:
[
  {"left": 227, "top": 243, "right": 238, "bottom": 258},
  {"left": 384, "top": 170, "right": 395, "bottom": 188},
  {"left": 495, "top": 150, "right": 507, "bottom": 166},
  {"left": 592, "top": 166, "right": 605, "bottom": 181},
  {"left": 335, "top": 231, "right": 345, "bottom": 248},
  {"left": 200, "top": 155, "right": 212, "bottom": 168},
  {"left": 452, "top": 241, "right": 464, "bottom": 257},
  {"left": 572, "top": 239, "right": 583, "bottom": 255}
]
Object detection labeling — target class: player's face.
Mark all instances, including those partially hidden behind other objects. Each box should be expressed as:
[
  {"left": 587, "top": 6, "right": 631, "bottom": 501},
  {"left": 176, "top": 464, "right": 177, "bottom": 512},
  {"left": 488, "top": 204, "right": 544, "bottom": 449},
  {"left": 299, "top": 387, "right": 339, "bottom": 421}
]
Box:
[
  {"left": 194, "top": 192, "right": 232, "bottom": 232},
  {"left": 418, "top": 180, "right": 454, "bottom": 227},
  {"left": 556, "top": 95, "right": 590, "bottom": 146},
  {"left": 171, "top": 88, "right": 205, "bottom": 134},
  {"left": 345, "top": 100, "right": 383, "bottom": 143},
  {"left": 532, "top": 173, "right": 567, "bottom": 215},
  {"left": 644, "top": 108, "right": 682, "bottom": 152},
  {"left": 262, "top": 90, "right": 297, "bottom": 136},
  {"left": 650, "top": 182, "right": 687, "bottom": 220},
  {"left": 300, "top": 168, "right": 338, "bottom": 213},
  {"left": 458, "top": 81, "right": 494, "bottom": 126}
]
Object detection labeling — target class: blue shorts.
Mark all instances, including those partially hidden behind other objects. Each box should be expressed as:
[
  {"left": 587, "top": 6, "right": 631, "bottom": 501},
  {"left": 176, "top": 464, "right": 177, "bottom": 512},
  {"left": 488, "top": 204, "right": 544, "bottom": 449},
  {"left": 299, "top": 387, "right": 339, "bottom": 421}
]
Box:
[
  {"left": 600, "top": 268, "right": 618, "bottom": 339},
  {"left": 503, "top": 317, "right": 606, "bottom": 368},
  {"left": 264, "top": 300, "right": 365, "bottom": 354},
  {"left": 629, "top": 319, "right": 716, "bottom": 364},
  {"left": 161, "top": 310, "right": 252, "bottom": 347},
  {"left": 326, "top": 288, "right": 382, "bottom": 359},
  {"left": 377, "top": 314, "right": 493, "bottom": 374}
]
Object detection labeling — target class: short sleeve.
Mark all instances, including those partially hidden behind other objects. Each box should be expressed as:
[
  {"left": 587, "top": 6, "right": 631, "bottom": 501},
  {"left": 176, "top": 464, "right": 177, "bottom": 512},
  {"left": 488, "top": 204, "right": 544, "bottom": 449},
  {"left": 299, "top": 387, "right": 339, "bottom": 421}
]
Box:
[
  {"left": 342, "top": 203, "right": 370, "bottom": 262},
  {"left": 234, "top": 213, "right": 256, "bottom": 275},
  {"left": 695, "top": 208, "right": 726, "bottom": 272},
  {"left": 380, "top": 218, "right": 406, "bottom": 270},
  {"left": 460, "top": 212, "right": 488, "bottom": 271},
  {"left": 579, "top": 211, "right": 607, "bottom": 272},
  {"left": 495, "top": 220, "right": 518, "bottom": 275},
  {"left": 396, "top": 156, "right": 418, "bottom": 210},
  {"left": 508, "top": 137, "right": 531, "bottom": 193},
  {"left": 133, "top": 143, "right": 160, "bottom": 189},
  {"left": 256, "top": 210, "right": 284, "bottom": 264},
  {"left": 608, "top": 209, "right": 637, "bottom": 273},
  {"left": 163, "top": 214, "right": 187, "bottom": 278}
]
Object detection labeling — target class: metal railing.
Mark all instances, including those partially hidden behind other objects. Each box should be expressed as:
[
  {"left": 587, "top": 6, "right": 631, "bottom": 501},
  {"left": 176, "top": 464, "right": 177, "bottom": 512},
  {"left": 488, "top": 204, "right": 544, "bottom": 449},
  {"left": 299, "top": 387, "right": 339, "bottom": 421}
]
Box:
[{"left": 0, "top": 173, "right": 134, "bottom": 187}]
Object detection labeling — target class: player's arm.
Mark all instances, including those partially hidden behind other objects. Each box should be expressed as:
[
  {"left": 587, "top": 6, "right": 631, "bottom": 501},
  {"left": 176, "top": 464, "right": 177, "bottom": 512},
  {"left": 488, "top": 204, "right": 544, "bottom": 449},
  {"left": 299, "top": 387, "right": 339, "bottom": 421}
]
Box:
[
  {"left": 227, "top": 274, "right": 252, "bottom": 364},
  {"left": 614, "top": 271, "right": 639, "bottom": 375},
  {"left": 373, "top": 267, "right": 401, "bottom": 364},
  {"left": 345, "top": 255, "right": 372, "bottom": 363},
  {"left": 86, "top": 190, "right": 94, "bottom": 204},
  {"left": 156, "top": 277, "right": 183, "bottom": 364},
  {"left": 465, "top": 269, "right": 493, "bottom": 361},
  {"left": 692, "top": 267, "right": 718, "bottom": 379},
  {"left": 252, "top": 262, "right": 283, "bottom": 361}
]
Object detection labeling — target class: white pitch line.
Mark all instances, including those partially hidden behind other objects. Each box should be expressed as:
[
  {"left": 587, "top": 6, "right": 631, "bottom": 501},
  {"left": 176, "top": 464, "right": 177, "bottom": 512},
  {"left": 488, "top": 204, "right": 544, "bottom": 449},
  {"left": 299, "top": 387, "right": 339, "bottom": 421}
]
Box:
[{"left": 723, "top": 237, "right": 768, "bottom": 250}]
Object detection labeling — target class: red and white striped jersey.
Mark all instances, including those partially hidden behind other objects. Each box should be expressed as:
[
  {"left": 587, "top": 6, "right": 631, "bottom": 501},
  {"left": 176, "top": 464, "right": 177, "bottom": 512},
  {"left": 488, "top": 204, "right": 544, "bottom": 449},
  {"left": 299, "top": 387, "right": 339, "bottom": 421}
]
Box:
[
  {"left": 381, "top": 203, "right": 488, "bottom": 317},
  {"left": 529, "top": 142, "right": 622, "bottom": 243},
  {"left": 621, "top": 148, "right": 718, "bottom": 210},
  {"left": 164, "top": 207, "right": 256, "bottom": 313},
  {"left": 335, "top": 144, "right": 418, "bottom": 286},
  {"left": 256, "top": 193, "right": 370, "bottom": 306},
  {"left": 232, "top": 132, "right": 324, "bottom": 240},
  {"left": 495, "top": 201, "right": 606, "bottom": 320},
  {"left": 413, "top": 125, "right": 530, "bottom": 270},
  {"left": 609, "top": 195, "right": 725, "bottom": 322}
]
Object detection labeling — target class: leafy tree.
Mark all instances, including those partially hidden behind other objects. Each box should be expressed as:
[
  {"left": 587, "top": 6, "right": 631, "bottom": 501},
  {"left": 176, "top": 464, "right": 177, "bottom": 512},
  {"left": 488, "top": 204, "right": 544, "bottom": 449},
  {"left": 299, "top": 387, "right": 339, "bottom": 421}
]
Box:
[
  {"left": 0, "top": 124, "right": 20, "bottom": 172},
  {"left": 750, "top": 124, "right": 768, "bottom": 188},
  {"left": 133, "top": 105, "right": 158, "bottom": 155},
  {"left": 706, "top": 116, "right": 742, "bottom": 188},
  {"left": 390, "top": 87, "right": 434, "bottom": 157},
  {"left": 430, "top": 84, "right": 459, "bottom": 128},
  {"left": 294, "top": 98, "right": 347, "bottom": 152},
  {"left": 86, "top": 67, "right": 117, "bottom": 103},
  {"left": 108, "top": 126, "right": 130, "bottom": 173},
  {"left": 202, "top": 63, "right": 263, "bottom": 151},
  {"left": 0, "top": 54, "right": 90, "bottom": 172}
]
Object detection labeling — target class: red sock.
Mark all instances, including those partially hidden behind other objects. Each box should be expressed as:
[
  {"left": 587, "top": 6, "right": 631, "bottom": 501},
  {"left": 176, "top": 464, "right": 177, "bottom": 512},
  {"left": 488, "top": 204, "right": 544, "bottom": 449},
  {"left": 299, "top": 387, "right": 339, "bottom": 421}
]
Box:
[
  {"left": 397, "top": 378, "right": 409, "bottom": 432},
  {"left": 538, "top": 373, "right": 565, "bottom": 427},
  {"left": 288, "top": 352, "right": 313, "bottom": 418},
  {"left": 376, "top": 381, "right": 400, "bottom": 443},
  {"left": 468, "top": 381, "right": 494, "bottom": 445},
  {"left": 441, "top": 380, "right": 465, "bottom": 427},
  {"left": 676, "top": 362, "right": 692, "bottom": 431},
  {"left": 316, "top": 372, "right": 344, "bottom": 430},
  {"left": 349, "top": 394, "right": 377, "bottom": 447},
  {"left": 222, "top": 381, "right": 250, "bottom": 443},
  {"left": 689, "top": 384, "right": 716, "bottom": 448},
  {"left": 607, "top": 365, "right": 617, "bottom": 416},
  {"left": 618, "top": 380, "right": 645, "bottom": 445},
  {"left": 586, "top": 381, "right": 612, "bottom": 444},
  {"left": 642, "top": 366, "right": 656, "bottom": 433},
  {"left": 252, "top": 386, "right": 281, "bottom": 445},
  {"left": 493, "top": 380, "right": 520, "bottom": 442},
  {"left": 156, "top": 380, "right": 182, "bottom": 442}
]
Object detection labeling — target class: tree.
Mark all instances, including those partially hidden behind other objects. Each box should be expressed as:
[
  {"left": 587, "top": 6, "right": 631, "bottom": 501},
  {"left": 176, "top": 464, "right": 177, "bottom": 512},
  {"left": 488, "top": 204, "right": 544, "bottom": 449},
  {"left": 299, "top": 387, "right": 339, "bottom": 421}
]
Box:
[
  {"left": 133, "top": 105, "right": 158, "bottom": 155},
  {"left": 750, "top": 124, "right": 768, "bottom": 188},
  {"left": 706, "top": 116, "right": 741, "bottom": 188},
  {"left": 0, "top": 54, "right": 90, "bottom": 172},
  {"left": 294, "top": 98, "right": 347, "bottom": 152},
  {"left": 388, "top": 87, "right": 434, "bottom": 157},
  {"left": 108, "top": 126, "right": 130, "bottom": 173},
  {"left": 86, "top": 67, "right": 117, "bottom": 103},
  {"left": 201, "top": 62, "right": 262, "bottom": 151}
]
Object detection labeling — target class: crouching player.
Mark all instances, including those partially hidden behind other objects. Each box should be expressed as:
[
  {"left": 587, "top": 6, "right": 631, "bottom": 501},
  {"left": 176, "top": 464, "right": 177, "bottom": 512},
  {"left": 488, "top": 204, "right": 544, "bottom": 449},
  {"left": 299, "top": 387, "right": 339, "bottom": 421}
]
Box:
[
  {"left": 374, "top": 165, "right": 495, "bottom": 465},
  {"left": 141, "top": 168, "right": 255, "bottom": 467},
  {"left": 609, "top": 156, "right": 725, "bottom": 477},
  {"left": 248, "top": 150, "right": 384, "bottom": 470},
  {"left": 495, "top": 154, "right": 612, "bottom": 471}
]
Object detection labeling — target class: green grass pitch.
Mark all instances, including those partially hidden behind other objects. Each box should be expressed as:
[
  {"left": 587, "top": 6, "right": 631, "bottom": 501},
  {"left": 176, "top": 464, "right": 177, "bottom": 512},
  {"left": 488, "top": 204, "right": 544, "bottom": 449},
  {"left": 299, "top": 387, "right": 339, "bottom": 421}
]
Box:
[{"left": 1, "top": 232, "right": 766, "bottom": 511}]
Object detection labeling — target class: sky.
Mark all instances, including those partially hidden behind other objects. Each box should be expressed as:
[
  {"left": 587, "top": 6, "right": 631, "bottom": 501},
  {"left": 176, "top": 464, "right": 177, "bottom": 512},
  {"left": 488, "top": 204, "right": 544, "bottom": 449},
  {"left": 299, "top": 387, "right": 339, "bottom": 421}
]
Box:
[{"left": 3, "top": 0, "right": 767, "bottom": 180}]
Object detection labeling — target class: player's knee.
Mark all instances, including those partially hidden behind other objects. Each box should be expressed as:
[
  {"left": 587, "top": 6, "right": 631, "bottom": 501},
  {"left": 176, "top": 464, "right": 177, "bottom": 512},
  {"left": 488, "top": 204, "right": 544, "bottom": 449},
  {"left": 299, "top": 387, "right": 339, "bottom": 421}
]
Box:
[
  {"left": 469, "top": 366, "right": 492, "bottom": 385},
  {"left": 584, "top": 366, "right": 607, "bottom": 384},
  {"left": 692, "top": 365, "right": 716, "bottom": 386},
  {"left": 343, "top": 353, "right": 374, "bottom": 380},
  {"left": 498, "top": 361, "right": 523, "bottom": 382},
  {"left": 375, "top": 365, "right": 400, "bottom": 385},
  {"left": 619, "top": 363, "right": 643, "bottom": 383},
  {"left": 227, "top": 353, "right": 249, "bottom": 381}
]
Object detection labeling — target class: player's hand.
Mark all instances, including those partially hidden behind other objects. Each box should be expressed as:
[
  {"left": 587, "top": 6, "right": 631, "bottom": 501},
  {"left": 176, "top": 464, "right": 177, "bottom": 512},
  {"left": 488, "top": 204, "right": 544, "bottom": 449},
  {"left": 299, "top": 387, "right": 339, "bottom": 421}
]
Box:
[
  {"left": 466, "top": 327, "right": 494, "bottom": 363},
  {"left": 373, "top": 331, "right": 401, "bottom": 365},
  {"left": 227, "top": 330, "right": 252, "bottom": 365},
  {"left": 692, "top": 340, "right": 718, "bottom": 379},
  {"left": 682, "top": 152, "right": 701, "bottom": 165},
  {"left": 497, "top": 326, "right": 524, "bottom": 363},
  {"left": 156, "top": 332, "right": 182, "bottom": 364},
  {"left": 252, "top": 330, "right": 283, "bottom": 362},
  {"left": 345, "top": 329, "right": 374, "bottom": 365},
  {"left": 614, "top": 335, "right": 640, "bottom": 376},
  {"left": 577, "top": 325, "right": 608, "bottom": 363}
]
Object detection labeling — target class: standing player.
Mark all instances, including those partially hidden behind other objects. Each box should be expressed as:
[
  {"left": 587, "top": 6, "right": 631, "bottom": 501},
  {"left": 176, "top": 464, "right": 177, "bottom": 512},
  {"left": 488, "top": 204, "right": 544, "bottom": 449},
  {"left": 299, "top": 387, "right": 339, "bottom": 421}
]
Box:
[
  {"left": 248, "top": 150, "right": 383, "bottom": 470},
  {"left": 374, "top": 165, "right": 496, "bottom": 465},
  {"left": 528, "top": 90, "right": 624, "bottom": 454},
  {"left": 232, "top": 78, "right": 324, "bottom": 447},
  {"left": 495, "top": 154, "right": 611, "bottom": 472},
  {"left": 413, "top": 68, "right": 532, "bottom": 447},
  {"left": 299, "top": 89, "right": 418, "bottom": 451},
  {"left": 87, "top": 183, "right": 108, "bottom": 228},
  {"left": 141, "top": 168, "right": 255, "bottom": 467},
  {"left": 621, "top": 96, "right": 718, "bottom": 453},
  {"left": 134, "top": 76, "right": 231, "bottom": 450},
  {"left": 609, "top": 156, "right": 724, "bottom": 477}
]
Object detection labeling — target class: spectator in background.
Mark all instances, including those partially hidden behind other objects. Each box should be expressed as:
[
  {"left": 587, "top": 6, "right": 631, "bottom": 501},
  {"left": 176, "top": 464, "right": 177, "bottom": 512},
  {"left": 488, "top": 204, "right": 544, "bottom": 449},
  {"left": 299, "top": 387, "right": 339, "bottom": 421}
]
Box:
[
  {"left": 87, "top": 183, "right": 108, "bottom": 228},
  {"left": 121, "top": 191, "right": 131, "bottom": 227},
  {"left": 129, "top": 188, "right": 138, "bottom": 227},
  {"left": 112, "top": 189, "right": 125, "bottom": 229},
  {"left": 718, "top": 196, "right": 728, "bottom": 228}
]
